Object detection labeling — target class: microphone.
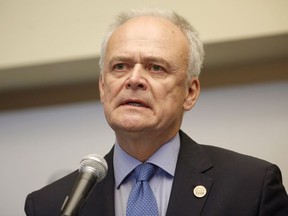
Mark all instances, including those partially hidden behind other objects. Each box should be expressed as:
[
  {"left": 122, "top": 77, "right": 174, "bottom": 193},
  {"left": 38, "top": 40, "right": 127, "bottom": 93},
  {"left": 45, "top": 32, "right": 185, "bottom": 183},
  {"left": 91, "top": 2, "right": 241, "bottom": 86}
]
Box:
[{"left": 61, "top": 154, "right": 108, "bottom": 216}]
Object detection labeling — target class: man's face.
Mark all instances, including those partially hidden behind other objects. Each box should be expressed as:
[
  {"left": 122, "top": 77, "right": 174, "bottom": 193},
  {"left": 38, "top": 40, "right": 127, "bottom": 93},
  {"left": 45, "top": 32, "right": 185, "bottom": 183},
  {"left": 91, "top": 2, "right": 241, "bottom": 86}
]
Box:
[{"left": 99, "top": 16, "right": 199, "bottom": 138}]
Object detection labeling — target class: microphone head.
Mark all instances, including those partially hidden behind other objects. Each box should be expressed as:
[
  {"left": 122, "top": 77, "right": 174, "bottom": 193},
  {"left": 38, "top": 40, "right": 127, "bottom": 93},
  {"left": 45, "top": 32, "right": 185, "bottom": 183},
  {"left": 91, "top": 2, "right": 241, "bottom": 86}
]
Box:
[{"left": 79, "top": 154, "right": 108, "bottom": 182}]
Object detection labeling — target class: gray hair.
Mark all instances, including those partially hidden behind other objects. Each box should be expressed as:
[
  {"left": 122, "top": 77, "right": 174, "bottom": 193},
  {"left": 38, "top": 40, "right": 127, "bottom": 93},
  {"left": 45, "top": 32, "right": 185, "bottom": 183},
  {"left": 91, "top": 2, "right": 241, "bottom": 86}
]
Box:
[{"left": 99, "top": 8, "right": 204, "bottom": 78}]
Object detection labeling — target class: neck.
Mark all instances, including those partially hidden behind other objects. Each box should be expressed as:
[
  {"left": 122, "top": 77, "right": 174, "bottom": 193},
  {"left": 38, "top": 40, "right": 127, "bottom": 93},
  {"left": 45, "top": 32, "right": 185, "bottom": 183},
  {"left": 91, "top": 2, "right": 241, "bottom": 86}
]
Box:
[{"left": 115, "top": 130, "right": 178, "bottom": 162}]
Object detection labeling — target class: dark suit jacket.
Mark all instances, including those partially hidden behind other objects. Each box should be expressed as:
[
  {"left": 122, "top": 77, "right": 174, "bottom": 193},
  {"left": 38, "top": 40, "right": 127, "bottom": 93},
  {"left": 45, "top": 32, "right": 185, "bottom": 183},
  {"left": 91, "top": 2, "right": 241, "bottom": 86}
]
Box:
[{"left": 25, "top": 130, "right": 288, "bottom": 215}]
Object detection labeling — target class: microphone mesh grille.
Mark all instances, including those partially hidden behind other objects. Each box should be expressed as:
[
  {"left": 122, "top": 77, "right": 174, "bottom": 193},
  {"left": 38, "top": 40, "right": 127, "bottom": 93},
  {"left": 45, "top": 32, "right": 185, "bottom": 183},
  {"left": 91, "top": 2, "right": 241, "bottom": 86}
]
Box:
[{"left": 79, "top": 154, "right": 108, "bottom": 182}]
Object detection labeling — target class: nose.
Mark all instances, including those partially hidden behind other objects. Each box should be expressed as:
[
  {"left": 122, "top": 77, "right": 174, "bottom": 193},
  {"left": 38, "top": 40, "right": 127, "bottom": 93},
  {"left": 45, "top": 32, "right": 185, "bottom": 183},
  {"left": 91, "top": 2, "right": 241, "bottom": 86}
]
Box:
[{"left": 125, "top": 64, "right": 148, "bottom": 90}]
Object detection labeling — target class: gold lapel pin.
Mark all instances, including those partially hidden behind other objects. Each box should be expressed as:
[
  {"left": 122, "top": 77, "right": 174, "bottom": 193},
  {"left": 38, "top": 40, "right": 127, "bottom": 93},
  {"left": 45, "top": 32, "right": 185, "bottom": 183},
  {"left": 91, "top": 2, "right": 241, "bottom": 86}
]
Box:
[{"left": 193, "top": 185, "right": 207, "bottom": 198}]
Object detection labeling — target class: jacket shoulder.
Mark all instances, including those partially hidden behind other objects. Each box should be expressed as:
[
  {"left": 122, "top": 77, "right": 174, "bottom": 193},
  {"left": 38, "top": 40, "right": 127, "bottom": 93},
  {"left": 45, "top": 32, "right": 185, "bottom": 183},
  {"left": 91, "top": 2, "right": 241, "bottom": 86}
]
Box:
[
  {"left": 25, "top": 171, "right": 78, "bottom": 216},
  {"left": 202, "top": 144, "right": 272, "bottom": 167}
]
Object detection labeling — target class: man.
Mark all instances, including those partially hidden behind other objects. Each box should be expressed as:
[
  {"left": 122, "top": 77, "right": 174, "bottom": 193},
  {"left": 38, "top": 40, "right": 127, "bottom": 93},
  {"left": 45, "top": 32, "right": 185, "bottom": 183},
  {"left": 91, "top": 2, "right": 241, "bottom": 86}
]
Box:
[{"left": 25, "top": 8, "right": 288, "bottom": 216}]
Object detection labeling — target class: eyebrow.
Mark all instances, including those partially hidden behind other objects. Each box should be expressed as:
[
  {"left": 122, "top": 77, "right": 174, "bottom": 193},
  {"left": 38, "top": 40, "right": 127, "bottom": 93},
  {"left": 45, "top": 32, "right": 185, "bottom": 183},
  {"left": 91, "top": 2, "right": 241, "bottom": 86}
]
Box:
[
  {"left": 109, "top": 55, "right": 171, "bottom": 66},
  {"left": 109, "top": 56, "right": 132, "bottom": 63}
]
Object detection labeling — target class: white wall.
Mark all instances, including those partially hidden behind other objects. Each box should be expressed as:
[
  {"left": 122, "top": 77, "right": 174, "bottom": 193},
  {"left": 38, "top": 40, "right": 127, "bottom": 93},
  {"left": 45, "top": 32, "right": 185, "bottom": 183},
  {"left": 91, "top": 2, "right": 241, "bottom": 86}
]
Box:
[
  {"left": 1, "top": 0, "right": 288, "bottom": 68},
  {"left": 0, "top": 81, "right": 287, "bottom": 216}
]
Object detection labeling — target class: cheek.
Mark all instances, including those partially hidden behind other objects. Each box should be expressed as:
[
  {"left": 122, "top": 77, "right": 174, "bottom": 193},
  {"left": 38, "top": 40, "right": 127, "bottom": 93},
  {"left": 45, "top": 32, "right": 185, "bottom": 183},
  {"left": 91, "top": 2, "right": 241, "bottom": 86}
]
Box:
[
  {"left": 153, "top": 86, "right": 177, "bottom": 108},
  {"left": 102, "top": 78, "right": 121, "bottom": 99},
  {"left": 156, "top": 81, "right": 185, "bottom": 98},
  {"left": 155, "top": 85, "right": 187, "bottom": 110}
]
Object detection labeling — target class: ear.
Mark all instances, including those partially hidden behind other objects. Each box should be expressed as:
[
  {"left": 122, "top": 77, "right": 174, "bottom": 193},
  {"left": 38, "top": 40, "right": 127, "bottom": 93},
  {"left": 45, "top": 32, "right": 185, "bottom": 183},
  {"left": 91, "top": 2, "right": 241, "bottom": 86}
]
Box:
[
  {"left": 183, "top": 77, "right": 200, "bottom": 111},
  {"left": 98, "top": 73, "right": 105, "bottom": 103}
]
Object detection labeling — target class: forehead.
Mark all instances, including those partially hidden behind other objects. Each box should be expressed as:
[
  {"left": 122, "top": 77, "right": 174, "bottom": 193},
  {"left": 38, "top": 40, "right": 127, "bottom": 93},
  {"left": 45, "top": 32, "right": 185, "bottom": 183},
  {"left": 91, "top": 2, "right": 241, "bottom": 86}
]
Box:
[{"left": 105, "top": 16, "right": 189, "bottom": 60}]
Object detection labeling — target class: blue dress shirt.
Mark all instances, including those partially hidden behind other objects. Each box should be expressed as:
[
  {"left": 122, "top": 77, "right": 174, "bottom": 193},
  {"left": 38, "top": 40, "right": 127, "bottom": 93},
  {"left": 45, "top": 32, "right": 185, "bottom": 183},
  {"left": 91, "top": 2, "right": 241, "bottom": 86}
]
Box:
[{"left": 113, "top": 133, "right": 180, "bottom": 216}]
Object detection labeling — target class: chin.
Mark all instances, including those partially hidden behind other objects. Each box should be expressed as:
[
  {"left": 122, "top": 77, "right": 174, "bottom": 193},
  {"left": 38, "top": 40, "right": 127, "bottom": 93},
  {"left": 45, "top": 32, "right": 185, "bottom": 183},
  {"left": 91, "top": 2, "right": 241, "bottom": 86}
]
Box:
[
  {"left": 111, "top": 121, "right": 152, "bottom": 133},
  {"left": 108, "top": 113, "right": 155, "bottom": 131}
]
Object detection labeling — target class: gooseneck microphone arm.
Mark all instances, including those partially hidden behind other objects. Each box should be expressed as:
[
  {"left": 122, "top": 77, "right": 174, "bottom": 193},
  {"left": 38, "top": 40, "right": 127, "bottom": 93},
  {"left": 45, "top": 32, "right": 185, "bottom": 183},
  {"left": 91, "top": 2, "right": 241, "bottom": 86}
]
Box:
[{"left": 60, "top": 154, "right": 108, "bottom": 216}]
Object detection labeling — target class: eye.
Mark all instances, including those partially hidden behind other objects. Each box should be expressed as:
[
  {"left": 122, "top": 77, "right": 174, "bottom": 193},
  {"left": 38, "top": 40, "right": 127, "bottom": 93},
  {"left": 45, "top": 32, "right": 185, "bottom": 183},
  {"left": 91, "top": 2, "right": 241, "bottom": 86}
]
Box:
[
  {"left": 113, "top": 63, "right": 127, "bottom": 71},
  {"left": 148, "top": 64, "right": 165, "bottom": 72}
]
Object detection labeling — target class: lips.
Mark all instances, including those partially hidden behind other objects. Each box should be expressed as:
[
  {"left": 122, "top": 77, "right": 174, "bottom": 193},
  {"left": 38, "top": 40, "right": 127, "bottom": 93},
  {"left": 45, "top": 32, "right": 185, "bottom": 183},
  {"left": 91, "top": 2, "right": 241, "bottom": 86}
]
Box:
[
  {"left": 121, "top": 99, "right": 149, "bottom": 108},
  {"left": 127, "top": 102, "right": 145, "bottom": 107}
]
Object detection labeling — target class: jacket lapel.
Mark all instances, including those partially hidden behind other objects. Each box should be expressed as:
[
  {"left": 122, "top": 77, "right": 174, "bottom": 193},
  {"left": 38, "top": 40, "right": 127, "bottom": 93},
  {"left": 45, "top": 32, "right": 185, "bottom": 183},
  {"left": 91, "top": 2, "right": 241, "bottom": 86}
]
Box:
[{"left": 166, "top": 131, "right": 214, "bottom": 216}]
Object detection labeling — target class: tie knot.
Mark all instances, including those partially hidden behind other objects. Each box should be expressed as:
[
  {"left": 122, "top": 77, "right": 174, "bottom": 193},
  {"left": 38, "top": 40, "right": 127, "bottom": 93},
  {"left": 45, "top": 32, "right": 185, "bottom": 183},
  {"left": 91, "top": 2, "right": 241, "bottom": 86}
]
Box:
[{"left": 134, "top": 163, "right": 157, "bottom": 182}]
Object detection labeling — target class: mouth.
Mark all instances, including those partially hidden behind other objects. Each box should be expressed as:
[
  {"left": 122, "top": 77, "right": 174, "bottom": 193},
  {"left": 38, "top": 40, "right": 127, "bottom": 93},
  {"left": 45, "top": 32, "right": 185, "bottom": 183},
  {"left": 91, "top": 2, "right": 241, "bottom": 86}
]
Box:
[{"left": 121, "top": 100, "right": 149, "bottom": 108}]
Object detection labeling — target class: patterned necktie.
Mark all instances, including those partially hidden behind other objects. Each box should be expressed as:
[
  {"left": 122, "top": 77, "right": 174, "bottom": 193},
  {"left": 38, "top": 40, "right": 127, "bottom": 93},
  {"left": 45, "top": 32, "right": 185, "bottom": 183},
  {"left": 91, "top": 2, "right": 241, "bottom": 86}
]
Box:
[{"left": 126, "top": 163, "right": 158, "bottom": 216}]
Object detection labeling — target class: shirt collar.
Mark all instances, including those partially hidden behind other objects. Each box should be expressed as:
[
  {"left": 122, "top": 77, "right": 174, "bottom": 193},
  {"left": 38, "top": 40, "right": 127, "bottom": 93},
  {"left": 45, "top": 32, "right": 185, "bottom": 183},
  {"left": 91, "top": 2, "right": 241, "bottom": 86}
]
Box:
[{"left": 113, "top": 133, "right": 180, "bottom": 189}]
